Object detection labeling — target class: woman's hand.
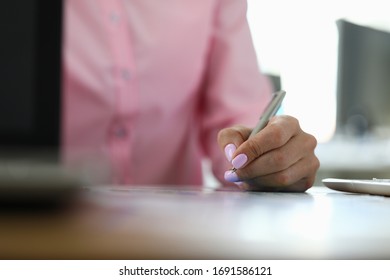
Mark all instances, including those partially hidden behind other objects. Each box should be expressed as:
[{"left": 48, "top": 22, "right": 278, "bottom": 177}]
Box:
[{"left": 218, "top": 115, "right": 320, "bottom": 192}]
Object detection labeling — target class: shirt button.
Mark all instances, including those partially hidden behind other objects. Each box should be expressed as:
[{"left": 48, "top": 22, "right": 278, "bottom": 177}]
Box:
[
  {"left": 121, "top": 69, "right": 131, "bottom": 81},
  {"left": 110, "top": 12, "right": 121, "bottom": 23},
  {"left": 114, "top": 127, "right": 127, "bottom": 138}
]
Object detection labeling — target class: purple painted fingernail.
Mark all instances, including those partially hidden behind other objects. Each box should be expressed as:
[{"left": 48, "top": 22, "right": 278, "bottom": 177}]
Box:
[
  {"left": 224, "top": 144, "right": 236, "bottom": 162},
  {"left": 224, "top": 170, "right": 239, "bottom": 182},
  {"left": 232, "top": 154, "right": 248, "bottom": 169}
]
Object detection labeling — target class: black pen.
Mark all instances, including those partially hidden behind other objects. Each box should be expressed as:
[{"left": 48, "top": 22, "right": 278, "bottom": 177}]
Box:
[{"left": 231, "top": 90, "right": 286, "bottom": 172}]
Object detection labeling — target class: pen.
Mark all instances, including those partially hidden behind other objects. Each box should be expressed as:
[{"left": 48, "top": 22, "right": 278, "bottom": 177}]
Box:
[{"left": 231, "top": 90, "right": 286, "bottom": 172}]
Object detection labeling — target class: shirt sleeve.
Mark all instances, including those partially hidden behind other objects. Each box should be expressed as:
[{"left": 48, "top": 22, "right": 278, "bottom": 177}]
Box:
[{"left": 199, "top": 0, "right": 273, "bottom": 184}]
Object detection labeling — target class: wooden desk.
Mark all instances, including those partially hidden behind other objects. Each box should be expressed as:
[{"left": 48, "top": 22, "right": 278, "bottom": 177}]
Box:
[{"left": 1, "top": 186, "right": 390, "bottom": 259}]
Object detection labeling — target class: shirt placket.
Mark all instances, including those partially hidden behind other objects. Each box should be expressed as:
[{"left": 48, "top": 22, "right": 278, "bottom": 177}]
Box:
[{"left": 99, "top": 0, "right": 138, "bottom": 184}]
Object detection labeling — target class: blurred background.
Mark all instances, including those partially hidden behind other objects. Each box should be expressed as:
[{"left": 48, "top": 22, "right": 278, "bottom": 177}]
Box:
[
  {"left": 246, "top": 0, "right": 390, "bottom": 185},
  {"left": 247, "top": 0, "right": 390, "bottom": 141}
]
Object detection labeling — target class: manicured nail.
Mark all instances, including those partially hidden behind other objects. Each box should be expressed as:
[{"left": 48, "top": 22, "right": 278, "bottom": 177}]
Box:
[
  {"left": 232, "top": 154, "right": 248, "bottom": 169},
  {"left": 224, "top": 144, "right": 236, "bottom": 162},
  {"left": 224, "top": 170, "right": 239, "bottom": 182}
]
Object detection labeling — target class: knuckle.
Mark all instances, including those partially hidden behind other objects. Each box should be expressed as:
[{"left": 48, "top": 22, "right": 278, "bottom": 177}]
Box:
[
  {"left": 290, "top": 117, "right": 301, "bottom": 129},
  {"left": 271, "top": 150, "right": 289, "bottom": 169},
  {"left": 274, "top": 169, "right": 293, "bottom": 186},
  {"left": 291, "top": 116, "right": 300, "bottom": 128},
  {"left": 306, "top": 133, "right": 318, "bottom": 150},
  {"left": 269, "top": 122, "right": 286, "bottom": 145},
  {"left": 312, "top": 156, "right": 320, "bottom": 171},
  {"left": 281, "top": 115, "right": 300, "bottom": 131},
  {"left": 305, "top": 177, "right": 316, "bottom": 189}
]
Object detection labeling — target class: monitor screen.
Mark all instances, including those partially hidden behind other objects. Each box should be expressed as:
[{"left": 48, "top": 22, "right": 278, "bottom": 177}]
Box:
[
  {"left": 0, "top": 1, "right": 62, "bottom": 150},
  {"left": 336, "top": 19, "right": 390, "bottom": 138}
]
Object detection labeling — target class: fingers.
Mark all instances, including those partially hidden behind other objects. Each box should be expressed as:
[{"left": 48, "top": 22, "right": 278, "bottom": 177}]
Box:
[
  {"left": 217, "top": 125, "right": 251, "bottom": 149},
  {"left": 217, "top": 117, "right": 298, "bottom": 169},
  {"left": 238, "top": 154, "right": 320, "bottom": 192},
  {"left": 236, "top": 129, "right": 317, "bottom": 179},
  {"left": 231, "top": 115, "right": 301, "bottom": 170},
  {"left": 218, "top": 115, "right": 320, "bottom": 192}
]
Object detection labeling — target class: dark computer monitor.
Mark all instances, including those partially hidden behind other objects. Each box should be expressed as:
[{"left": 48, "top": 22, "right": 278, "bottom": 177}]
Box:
[
  {"left": 0, "top": 1, "right": 63, "bottom": 155},
  {"left": 336, "top": 19, "right": 390, "bottom": 138},
  {"left": 0, "top": 2, "right": 82, "bottom": 208}
]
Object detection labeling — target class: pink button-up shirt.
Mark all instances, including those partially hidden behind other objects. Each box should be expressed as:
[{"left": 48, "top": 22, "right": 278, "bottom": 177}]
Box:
[{"left": 62, "top": 0, "right": 272, "bottom": 186}]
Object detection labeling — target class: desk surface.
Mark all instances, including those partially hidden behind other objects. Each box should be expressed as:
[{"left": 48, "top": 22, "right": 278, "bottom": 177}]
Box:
[{"left": 1, "top": 185, "right": 390, "bottom": 259}]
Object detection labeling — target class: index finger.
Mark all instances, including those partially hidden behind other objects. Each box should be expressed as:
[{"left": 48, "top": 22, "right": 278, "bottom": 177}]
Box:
[{"left": 217, "top": 125, "right": 251, "bottom": 158}]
